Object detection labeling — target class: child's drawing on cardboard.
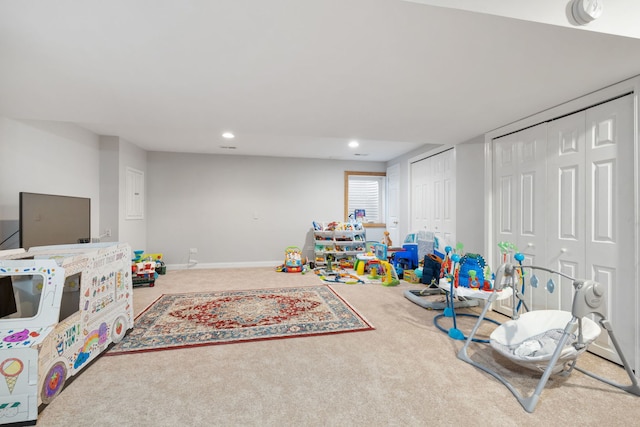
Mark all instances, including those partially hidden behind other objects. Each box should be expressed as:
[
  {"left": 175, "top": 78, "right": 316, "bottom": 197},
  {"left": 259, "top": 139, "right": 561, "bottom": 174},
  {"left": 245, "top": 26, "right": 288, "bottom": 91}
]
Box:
[{"left": 0, "top": 242, "right": 134, "bottom": 424}]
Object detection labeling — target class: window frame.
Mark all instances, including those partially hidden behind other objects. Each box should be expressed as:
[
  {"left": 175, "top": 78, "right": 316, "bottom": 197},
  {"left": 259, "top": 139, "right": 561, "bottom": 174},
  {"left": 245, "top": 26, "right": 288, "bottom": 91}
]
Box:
[{"left": 344, "top": 171, "right": 386, "bottom": 228}]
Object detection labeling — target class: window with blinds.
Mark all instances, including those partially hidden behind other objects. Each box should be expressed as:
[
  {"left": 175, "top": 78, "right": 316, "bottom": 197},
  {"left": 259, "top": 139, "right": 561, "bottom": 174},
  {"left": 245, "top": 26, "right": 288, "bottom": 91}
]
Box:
[{"left": 346, "top": 173, "right": 385, "bottom": 224}]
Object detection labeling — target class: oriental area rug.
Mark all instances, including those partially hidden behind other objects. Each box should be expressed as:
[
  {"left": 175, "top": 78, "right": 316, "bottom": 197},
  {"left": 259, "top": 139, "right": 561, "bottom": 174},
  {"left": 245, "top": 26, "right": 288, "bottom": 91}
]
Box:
[{"left": 107, "top": 285, "right": 373, "bottom": 355}]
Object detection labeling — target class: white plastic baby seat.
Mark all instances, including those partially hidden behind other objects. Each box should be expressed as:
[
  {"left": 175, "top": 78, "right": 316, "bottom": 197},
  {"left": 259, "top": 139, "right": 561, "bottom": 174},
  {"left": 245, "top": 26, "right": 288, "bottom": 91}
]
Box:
[{"left": 490, "top": 310, "right": 601, "bottom": 374}]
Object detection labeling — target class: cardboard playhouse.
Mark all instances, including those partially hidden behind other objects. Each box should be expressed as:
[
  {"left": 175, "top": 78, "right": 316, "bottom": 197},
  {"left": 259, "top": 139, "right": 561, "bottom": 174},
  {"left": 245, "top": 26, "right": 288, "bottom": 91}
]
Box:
[{"left": 0, "top": 242, "right": 134, "bottom": 425}]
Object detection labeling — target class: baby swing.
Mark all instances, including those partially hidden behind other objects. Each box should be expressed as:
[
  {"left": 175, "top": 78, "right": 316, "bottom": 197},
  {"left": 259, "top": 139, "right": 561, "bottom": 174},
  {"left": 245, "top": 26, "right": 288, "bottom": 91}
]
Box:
[{"left": 458, "top": 261, "right": 640, "bottom": 413}]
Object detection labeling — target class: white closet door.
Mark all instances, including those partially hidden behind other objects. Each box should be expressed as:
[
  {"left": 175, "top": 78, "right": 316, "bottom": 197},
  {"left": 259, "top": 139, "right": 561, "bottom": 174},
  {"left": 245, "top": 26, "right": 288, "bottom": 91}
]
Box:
[
  {"left": 584, "top": 95, "right": 635, "bottom": 364},
  {"left": 493, "top": 124, "right": 547, "bottom": 314},
  {"left": 494, "top": 94, "right": 636, "bottom": 368},
  {"left": 547, "top": 110, "right": 586, "bottom": 312},
  {"left": 410, "top": 149, "right": 456, "bottom": 247},
  {"left": 411, "top": 157, "right": 430, "bottom": 233},
  {"left": 431, "top": 149, "right": 456, "bottom": 247}
]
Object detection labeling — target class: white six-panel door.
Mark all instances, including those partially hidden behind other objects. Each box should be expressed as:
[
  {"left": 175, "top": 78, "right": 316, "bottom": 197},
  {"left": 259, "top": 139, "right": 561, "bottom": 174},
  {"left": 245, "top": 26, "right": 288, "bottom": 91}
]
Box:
[
  {"left": 584, "top": 95, "right": 634, "bottom": 363},
  {"left": 410, "top": 149, "right": 456, "bottom": 248},
  {"left": 492, "top": 123, "right": 547, "bottom": 313},
  {"left": 493, "top": 94, "right": 635, "bottom": 367},
  {"left": 546, "top": 109, "right": 586, "bottom": 313}
]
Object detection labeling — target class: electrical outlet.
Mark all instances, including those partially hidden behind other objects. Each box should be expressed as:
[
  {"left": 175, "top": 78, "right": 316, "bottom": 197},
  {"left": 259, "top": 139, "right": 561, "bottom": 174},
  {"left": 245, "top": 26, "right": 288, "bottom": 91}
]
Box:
[
  {"left": 106, "top": 228, "right": 112, "bottom": 237},
  {"left": 189, "top": 248, "right": 198, "bottom": 254}
]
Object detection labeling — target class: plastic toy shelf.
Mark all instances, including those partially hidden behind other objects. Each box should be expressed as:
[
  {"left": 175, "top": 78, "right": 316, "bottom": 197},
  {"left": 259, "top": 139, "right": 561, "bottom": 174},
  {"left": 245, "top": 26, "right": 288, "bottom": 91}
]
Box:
[{"left": 312, "top": 222, "right": 366, "bottom": 267}]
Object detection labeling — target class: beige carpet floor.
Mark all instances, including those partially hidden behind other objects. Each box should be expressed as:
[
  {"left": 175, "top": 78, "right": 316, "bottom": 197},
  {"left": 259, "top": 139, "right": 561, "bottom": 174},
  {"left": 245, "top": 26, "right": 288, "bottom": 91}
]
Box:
[{"left": 35, "top": 267, "right": 640, "bottom": 426}]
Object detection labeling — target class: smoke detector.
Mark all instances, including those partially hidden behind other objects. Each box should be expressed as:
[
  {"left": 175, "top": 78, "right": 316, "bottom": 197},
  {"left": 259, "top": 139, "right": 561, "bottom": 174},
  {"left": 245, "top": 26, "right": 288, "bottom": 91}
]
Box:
[{"left": 570, "top": 0, "right": 603, "bottom": 25}]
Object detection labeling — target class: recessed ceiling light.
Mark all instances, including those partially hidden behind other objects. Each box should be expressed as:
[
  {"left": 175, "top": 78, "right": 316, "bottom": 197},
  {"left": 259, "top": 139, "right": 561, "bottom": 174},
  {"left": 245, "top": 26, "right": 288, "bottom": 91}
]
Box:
[
  {"left": 222, "top": 132, "right": 235, "bottom": 139},
  {"left": 348, "top": 140, "right": 359, "bottom": 148}
]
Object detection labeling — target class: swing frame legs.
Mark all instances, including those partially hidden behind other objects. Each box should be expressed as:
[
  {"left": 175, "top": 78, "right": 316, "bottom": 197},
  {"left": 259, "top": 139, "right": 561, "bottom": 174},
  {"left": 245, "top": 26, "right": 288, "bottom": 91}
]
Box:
[{"left": 457, "top": 291, "right": 640, "bottom": 413}]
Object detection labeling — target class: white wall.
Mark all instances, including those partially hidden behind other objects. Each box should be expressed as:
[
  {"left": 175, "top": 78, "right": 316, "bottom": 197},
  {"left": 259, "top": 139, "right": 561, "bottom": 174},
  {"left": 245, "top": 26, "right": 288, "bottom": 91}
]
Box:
[
  {"left": 99, "top": 136, "right": 120, "bottom": 243},
  {"left": 0, "top": 117, "right": 385, "bottom": 264},
  {"left": 0, "top": 116, "right": 483, "bottom": 266},
  {"left": 146, "top": 152, "right": 385, "bottom": 267},
  {"left": 454, "top": 136, "right": 485, "bottom": 253},
  {"left": 386, "top": 138, "right": 485, "bottom": 254},
  {"left": 0, "top": 117, "right": 101, "bottom": 249}
]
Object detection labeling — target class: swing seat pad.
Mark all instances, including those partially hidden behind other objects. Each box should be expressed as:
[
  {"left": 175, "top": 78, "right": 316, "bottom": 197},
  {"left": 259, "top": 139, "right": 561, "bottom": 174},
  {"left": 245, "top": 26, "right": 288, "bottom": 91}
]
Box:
[{"left": 490, "top": 310, "right": 601, "bottom": 373}]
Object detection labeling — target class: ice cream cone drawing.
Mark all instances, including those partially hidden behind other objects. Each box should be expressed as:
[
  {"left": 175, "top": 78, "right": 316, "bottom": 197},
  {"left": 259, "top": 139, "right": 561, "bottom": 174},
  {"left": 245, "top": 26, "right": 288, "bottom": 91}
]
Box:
[{"left": 1, "top": 358, "right": 24, "bottom": 394}]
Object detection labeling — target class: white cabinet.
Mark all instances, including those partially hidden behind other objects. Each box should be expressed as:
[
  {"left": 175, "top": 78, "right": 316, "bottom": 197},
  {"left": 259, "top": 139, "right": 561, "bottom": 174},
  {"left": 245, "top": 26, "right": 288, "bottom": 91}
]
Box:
[{"left": 313, "top": 222, "right": 366, "bottom": 267}]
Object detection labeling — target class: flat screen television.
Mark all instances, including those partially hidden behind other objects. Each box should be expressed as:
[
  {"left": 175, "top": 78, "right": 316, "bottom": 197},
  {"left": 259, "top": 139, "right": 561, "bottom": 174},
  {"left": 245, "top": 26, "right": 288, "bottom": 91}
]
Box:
[{"left": 19, "top": 192, "right": 91, "bottom": 249}]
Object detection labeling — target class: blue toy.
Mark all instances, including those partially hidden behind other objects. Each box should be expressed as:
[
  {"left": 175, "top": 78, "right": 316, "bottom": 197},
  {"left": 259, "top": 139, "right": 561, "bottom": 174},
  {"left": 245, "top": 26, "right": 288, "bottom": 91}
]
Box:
[{"left": 393, "top": 243, "right": 419, "bottom": 271}]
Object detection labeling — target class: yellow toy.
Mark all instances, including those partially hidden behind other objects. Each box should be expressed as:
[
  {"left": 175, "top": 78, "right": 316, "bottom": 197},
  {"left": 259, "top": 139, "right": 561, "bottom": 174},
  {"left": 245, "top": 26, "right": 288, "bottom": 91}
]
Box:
[{"left": 379, "top": 260, "right": 400, "bottom": 286}]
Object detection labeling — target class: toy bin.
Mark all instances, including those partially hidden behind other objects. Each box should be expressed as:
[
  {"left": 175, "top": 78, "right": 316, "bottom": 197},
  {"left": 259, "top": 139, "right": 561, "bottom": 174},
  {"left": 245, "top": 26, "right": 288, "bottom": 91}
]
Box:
[{"left": 404, "top": 270, "right": 421, "bottom": 284}]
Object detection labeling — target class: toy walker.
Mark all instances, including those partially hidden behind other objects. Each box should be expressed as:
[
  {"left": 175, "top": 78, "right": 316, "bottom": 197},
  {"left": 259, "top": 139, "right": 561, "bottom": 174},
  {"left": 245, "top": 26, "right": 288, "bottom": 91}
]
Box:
[{"left": 284, "top": 246, "right": 303, "bottom": 273}]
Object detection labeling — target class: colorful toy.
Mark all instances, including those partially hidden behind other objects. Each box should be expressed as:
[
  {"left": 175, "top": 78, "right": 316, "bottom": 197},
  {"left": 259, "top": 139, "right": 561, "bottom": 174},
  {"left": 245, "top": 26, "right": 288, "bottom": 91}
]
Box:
[
  {"left": 378, "top": 260, "right": 400, "bottom": 286},
  {"left": 131, "top": 251, "right": 165, "bottom": 287},
  {"left": 284, "top": 246, "right": 303, "bottom": 273},
  {"left": 392, "top": 243, "right": 419, "bottom": 271},
  {"left": 132, "top": 259, "right": 156, "bottom": 287},
  {"left": 354, "top": 252, "right": 377, "bottom": 276},
  {"left": 455, "top": 253, "right": 487, "bottom": 289},
  {"left": 373, "top": 243, "right": 387, "bottom": 261},
  {"left": 0, "top": 243, "right": 134, "bottom": 425},
  {"left": 317, "top": 272, "right": 364, "bottom": 285},
  {"left": 440, "top": 246, "right": 453, "bottom": 279}
]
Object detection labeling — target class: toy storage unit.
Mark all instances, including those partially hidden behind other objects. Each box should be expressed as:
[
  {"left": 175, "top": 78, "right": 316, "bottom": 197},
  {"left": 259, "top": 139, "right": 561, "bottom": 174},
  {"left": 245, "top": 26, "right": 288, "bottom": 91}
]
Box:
[{"left": 313, "top": 222, "right": 366, "bottom": 268}]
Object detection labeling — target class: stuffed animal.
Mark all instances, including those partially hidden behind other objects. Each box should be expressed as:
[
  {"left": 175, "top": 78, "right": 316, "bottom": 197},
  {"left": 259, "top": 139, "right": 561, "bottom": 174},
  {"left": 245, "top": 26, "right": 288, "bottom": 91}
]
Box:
[{"left": 382, "top": 231, "right": 393, "bottom": 247}]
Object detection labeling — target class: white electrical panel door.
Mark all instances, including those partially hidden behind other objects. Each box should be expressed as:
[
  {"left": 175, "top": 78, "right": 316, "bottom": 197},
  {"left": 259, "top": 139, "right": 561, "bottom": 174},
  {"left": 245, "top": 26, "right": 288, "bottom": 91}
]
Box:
[{"left": 126, "top": 167, "right": 144, "bottom": 220}]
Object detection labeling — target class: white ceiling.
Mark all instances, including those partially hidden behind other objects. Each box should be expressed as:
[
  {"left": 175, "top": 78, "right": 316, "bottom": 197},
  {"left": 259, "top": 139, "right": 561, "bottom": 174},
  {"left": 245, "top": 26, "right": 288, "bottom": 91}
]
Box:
[
  {"left": 1, "top": 0, "right": 640, "bottom": 162},
  {"left": 407, "top": 0, "right": 640, "bottom": 39}
]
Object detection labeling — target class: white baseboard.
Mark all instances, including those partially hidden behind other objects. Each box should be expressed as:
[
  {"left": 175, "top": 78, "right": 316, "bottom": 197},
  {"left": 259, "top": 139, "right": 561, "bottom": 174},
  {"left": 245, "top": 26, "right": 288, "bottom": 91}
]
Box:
[{"left": 166, "top": 260, "right": 282, "bottom": 270}]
